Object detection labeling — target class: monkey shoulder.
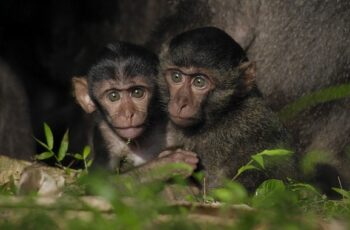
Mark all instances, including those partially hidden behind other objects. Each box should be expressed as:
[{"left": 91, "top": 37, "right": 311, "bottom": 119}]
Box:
[{"left": 197, "top": 96, "right": 291, "bottom": 157}]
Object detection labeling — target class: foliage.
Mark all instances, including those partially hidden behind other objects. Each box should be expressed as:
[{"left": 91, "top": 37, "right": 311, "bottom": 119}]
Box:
[
  {"left": 279, "top": 83, "right": 350, "bottom": 121},
  {"left": 34, "top": 123, "right": 92, "bottom": 172},
  {"left": 233, "top": 149, "right": 293, "bottom": 180},
  {"left": 1, "top": 126, "right": 349, "bottom": 228}
]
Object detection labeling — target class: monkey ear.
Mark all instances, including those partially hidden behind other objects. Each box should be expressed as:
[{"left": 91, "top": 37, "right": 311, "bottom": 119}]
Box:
[
  {"left": 239, "top": 61, "right": 256, "bottom": 91},
  {"left": 72, "top": 76, "right": 96, "bottom": 113}
]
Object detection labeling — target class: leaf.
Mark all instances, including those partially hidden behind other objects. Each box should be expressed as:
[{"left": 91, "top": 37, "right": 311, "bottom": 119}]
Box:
[
  {"left": 289, "top": 183, "right": 320, "bottom": 194},
  {"left": 257, "top": 149, "right": 293, "bottom": 157},
  {"left": 301, "top": 150, "right": 331, "bottom": 176},
  {"left": 33, "top": 136, "right": 49, "bottom": 150},
  {"left": 35, "top": 151, "right": 54, "bottom": 160},
  {"left": 254, "top": 179, "right": 285, "bottom": 197},
  {"left": 279, "top": 83, "right": 350, "bottom": 121},
  {"left": 252, "top": 179, "right": 295, "bottom": 209},
  {"left": 212, "top": 188, "right": 234, "bottom": 202},
  {"left": 44, "top": 123, "right": 54, "bottom": 150},
  {"left": 192, "top": 171, "right": 205, "bottom": 182},
  {"left": 233, "top": 164, "right": 260, "bottom": 180},
  {"left": 57, "top": 130, "right": 69, "bottom": 162},
  {"left": 332, "top": 188, "right": 350, "bottom": 199},
  {"left": 82, "top": 146, "right": 91, "bottom": 159},
  {"left": 86, "top": 159, "right": 93, "bottom": 168},
  {"left": 289, "top": 183, "right": 322, "bottom": 200},
  {"left": 73, "top": 153, "right": 84, "bottom": 160},
  {"left": 212, "top": 181, "right": 247, "bottom": 203},
  {"left": 252, "top": 154, "right": 265, "bottom": 169}
]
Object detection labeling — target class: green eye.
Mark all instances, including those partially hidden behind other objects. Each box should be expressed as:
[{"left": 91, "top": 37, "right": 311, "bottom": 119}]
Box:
[
  {"left": 131, "top": 88, "right": 145, "bottom": 98},
  {"left": 107, "top": 91, "right": 120, "bottom": 102},
  {"left": 171, "top": 71, "right": 183, "bottom": 83},
  {"left": 193, "top": 75, "right": 207, "bottom": 88}
]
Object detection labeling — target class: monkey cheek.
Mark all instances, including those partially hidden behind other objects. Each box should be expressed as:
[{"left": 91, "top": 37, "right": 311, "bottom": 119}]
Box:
[{"left": 115, "top": 127, "right": 145, "bottom": 140}]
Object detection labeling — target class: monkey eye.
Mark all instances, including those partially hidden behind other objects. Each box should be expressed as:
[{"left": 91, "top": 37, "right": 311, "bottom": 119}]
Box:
[
  {"left": 107, "top": 91, "right": 120, "bottom": 102},
  {"left": 170, "top": 71, "right": 183, "bottom": 83},
  {"left": 131, "top": 87, "right": 145, "bottom": 98},
  {"left": 192, "top": 75, "right": 207, "bottom": 88}
]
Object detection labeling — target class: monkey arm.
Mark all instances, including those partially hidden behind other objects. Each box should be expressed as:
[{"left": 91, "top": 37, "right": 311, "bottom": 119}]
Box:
[{"left": 120, "top": 149, "right": 199, "bottom": 184}]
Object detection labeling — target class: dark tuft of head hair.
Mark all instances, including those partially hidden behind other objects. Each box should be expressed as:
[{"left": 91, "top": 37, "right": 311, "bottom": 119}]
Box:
[
  {"left": 169, "top": 26, "right": 247, "bottom": 71},
  {"left": 88, "top": 41, "right": 159, "bottom": 83}
]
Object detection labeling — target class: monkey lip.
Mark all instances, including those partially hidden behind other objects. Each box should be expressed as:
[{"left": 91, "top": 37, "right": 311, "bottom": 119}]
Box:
[
  {"left": 169, "top": 115, "right": 198, "bottom": 127},
  {"left": 114, "top": 125, "right": 145, "bottom": 139}
]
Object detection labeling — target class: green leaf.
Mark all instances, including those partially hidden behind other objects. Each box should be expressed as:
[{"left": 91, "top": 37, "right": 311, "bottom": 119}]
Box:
[
  {"left": 57, "top": 130, "right": 69, "bottom": 162},
  {"left": 254, "top": 179, "right": 286, "bottom": 197},
  {"left": 192, "top": 171, "right": 205, "bottom": 182},
  {"left": 35, "top": 151, "right": 54, "bottom": 160},
  {"left": 257, "top": 149, "right": 293, "bottom": 157},
  {"left": 212, "top": 188, "right": 234, "bottom": 202},
  {"left": 73, "top": 153, "right": 84, "bottom": 160},
  {"left": 279, "top": 83, "right": 350, "bottom": 121},
  {"left": 44, "top": 123, "right": 54, "bottom": 150},
  {"left": 289, "top": 183, "right": 322, "bottom": 200},
  {"left": 33, "top": 136, "right": 49, "bottom": 150},
  {"left": 251, "top": 154, "right": 265, "bottom": 169},
  {"left": 332, "top": 188, "right": 350, "bottom": 199},
  {"left": 86, "top": 159, "right": 93, "bottom": 168},
  {"left": 202, "top": 195, "right": 215, "bottom": 203},
  {"left": 82, "top": 146, "right": 91, "bottom": 159},
  {"left": 233, "top": 164, "right": 260, "bottom": 180},
  {"left": 253, "top": 179, "right": 297, "bottom": 209},
  {"left": 301, "top": 150, "right": 332, "bottom": 176},
  {"left": 212, "top": 181, "right": 247, "bottom": 203},
  {"left": 289, "top": 183, "right": 320, "bottom": 194}
]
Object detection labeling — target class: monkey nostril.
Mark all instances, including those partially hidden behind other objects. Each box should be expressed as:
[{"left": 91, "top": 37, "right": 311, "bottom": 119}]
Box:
[
  {"left": 177, "top": 103, "right": 189, "bottom": 116},
  {"left": 177, "top": 97, "right": 188, "bottom": 109},
  {"left": 180, "top": 103, "right": 187, "bottom": 111},
  {"left": 126, "top": 114, "right": 133, "bottom": 121}
]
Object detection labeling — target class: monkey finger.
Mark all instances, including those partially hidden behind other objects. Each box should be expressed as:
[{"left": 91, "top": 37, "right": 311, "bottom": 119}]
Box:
[
  {"left": 174, "top": 149, "right": 198, "bottom": 157},
  {"left": 158, "top": 150, "right": 173, "bottom": 158},
  {"left": 184, "top": 156, "right": 199, "bottom": 165},
  {"left": 171, "top": 152, "right": 196, "bottom": 162}
]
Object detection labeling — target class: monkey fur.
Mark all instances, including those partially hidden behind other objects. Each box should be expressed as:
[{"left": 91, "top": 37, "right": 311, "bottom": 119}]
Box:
[{"left": 159, "top": 27, "right": 296, "bottom": 191}]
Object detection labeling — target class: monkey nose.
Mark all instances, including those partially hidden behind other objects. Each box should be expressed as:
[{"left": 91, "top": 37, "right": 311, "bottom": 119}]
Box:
[
  {"left": 176, "top": 97, "right": 189, "bottom": 109},
  {"left": 126, "top": 113, "right": 135, "bottom": 122},
  {"left": 118, "top": 110, "right": 135, "bottom": 124}
]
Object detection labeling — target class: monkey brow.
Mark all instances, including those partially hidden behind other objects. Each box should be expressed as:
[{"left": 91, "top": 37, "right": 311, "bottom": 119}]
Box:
[{"left": 166, "top": 68, "right": 209, "bottom": 78}]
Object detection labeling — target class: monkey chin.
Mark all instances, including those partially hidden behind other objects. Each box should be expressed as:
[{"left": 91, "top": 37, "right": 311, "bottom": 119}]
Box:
[
  {"left": 115, "top": 126, "right": 145, "bottom": 140},
  {"left": 169, "top": 115, "right": 199, "bottom": 127}
]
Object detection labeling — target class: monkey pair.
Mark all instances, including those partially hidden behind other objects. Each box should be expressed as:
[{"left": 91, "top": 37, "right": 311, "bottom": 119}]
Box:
[
  {"left": 73, "top": 42, "right": 199, "bottom": 182},
  {"left": 73, "top": 27, "right": 295, "bottom": 191}
]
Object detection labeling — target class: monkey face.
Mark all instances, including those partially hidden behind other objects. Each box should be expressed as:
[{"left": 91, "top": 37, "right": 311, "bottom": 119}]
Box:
[
  {"left": 93, "top": 77, "right": 153, "bottom": 139},
  {"left": 73, "top": 76, "right": 154, "bottom": 140},
  {"left": 163, "top": 66, "right": 214, "bottom": 127}
]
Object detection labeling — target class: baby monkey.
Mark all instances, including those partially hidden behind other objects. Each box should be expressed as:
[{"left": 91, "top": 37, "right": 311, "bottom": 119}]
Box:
[
  {"left": 158, "top": 27, "right": 295, "bottom": 191},
  {"left": 73, "top": 42, "right": 198, "bottom": 177},
  {"left": 17, "top": 42, "right": 198, "bottom": 197}
]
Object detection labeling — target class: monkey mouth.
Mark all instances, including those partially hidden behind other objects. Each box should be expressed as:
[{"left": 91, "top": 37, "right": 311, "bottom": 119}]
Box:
[
  {"left": 114, "top": 125, "right": 145, "bottom": 139},
  {"left": 169, "top": 115, "right": 198, "bottom": 127}
]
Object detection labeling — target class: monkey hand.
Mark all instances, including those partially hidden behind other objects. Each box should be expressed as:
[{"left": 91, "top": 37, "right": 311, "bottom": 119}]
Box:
[
  {"left": 122, "top": 150, "right": 199, "bottom": 184},
  {"left": 156, "top": 149, "right": 199, "bottom": 178}
]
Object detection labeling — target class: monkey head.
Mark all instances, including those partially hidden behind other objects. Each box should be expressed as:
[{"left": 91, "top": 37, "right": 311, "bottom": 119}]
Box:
[
  {"left": 159, "top": 26, "right": 256, "bottom": 128},
  {"left": 73, "top": 42, "right": 159, "bottom": 140}
]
